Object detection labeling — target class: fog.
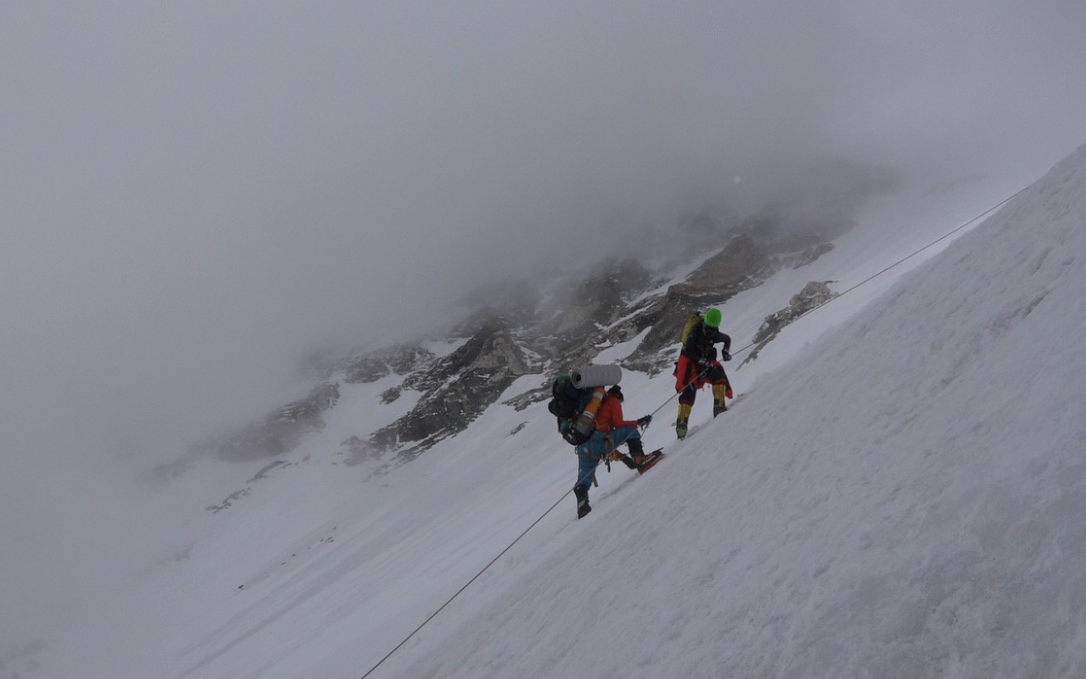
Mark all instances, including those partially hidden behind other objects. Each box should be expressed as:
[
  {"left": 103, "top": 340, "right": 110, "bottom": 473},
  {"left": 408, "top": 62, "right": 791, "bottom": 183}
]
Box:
[{"left": 3, "top": 0, "right": 1085, "bottom": 651}]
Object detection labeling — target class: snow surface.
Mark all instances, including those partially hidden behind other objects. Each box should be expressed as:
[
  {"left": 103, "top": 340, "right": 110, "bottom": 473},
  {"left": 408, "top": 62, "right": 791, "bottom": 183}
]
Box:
[{"left": 18, "top": 144, "right": 1086, "bottom": 678}]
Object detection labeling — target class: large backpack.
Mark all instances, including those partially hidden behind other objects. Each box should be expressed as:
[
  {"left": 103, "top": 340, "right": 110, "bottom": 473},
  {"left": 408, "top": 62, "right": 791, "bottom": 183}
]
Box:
[
  {"left": 675, "top": 312, "right": 705, "bottom": 380},
  {"left": 680, "top": 312, "right": 703, "bottom": 346},
  {"left": 548, "top": 375, "right": 593, "bottom": 445}
]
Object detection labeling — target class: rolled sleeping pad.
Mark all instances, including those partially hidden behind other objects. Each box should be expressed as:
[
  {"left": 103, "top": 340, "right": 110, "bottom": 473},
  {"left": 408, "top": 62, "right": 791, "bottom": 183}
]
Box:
[{"left": 570, "top": 364, "right": 623, "bottom": 389}]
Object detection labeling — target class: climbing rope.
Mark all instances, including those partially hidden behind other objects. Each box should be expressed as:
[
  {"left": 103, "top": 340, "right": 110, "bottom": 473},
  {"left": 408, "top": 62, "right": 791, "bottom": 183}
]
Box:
[
  {"left": 645, "top": 366, "right": 708, "bottom": 420},
  {"left": 357, "top": 183, "right": 1028, "bottom": 679},
  {"left": 358, "top": 487, "right": 573, "bottom": 679},
  {"left": 728, "top": 186, "right": 1030, "bottom": 360}
]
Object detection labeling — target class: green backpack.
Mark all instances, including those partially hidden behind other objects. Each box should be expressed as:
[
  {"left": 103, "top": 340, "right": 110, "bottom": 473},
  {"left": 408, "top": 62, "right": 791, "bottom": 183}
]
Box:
[{"left": 680, "top": 312, "right": 703, "bottom": 345}]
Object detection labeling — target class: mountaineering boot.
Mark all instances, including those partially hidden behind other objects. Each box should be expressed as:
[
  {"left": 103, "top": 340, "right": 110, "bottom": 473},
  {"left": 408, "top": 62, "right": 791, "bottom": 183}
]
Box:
[
  {"left": 712, "top": 384, "right": 728, "bottom": 417},
  {"left": 610, "top": 450, "right": 638, "bottom": 470},
  {"left": 574, "top": 484, "right": 592, "bottom": 519},
  {"left": 676, "top": 402, "right": 692, "bottom": 440},
  {"left": 636, "top": 450, "right": 664, "bottom": 474},
  {"left": 626, "top": 439, "right": 658, "bottom": 474}
]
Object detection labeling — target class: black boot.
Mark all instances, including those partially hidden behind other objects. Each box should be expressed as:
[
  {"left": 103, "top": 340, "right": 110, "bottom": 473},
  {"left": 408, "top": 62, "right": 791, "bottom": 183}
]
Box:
[
  {"left": 573, "top": 484, "right": 592, "bottom": 518},
  {"left": 627, "top": 438, "right": 646, "bottom": 467},
  {"left": 616, "top": 454, "right": 638, "bottom": 470}
]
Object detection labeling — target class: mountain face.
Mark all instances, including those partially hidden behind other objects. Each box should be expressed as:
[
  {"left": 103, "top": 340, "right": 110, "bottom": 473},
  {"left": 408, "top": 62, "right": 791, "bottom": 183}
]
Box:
[
  {"left": 741, "top": 280, "right": 838, "bottom": 365},
  {"left": 367, "top": 317, "right": 532, "bottom": 462},
  {"left": 26, "top": 145, "right": 1086, "bottom": 679},
  {"left": 197, "top": 220, "right": 842, "bottom": 472}
]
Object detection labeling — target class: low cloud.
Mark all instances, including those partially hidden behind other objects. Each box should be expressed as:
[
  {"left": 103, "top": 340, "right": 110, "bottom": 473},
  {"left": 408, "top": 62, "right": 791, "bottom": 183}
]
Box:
[{"left": 2, "top": 0, "right": 1085, "bottom": 647}]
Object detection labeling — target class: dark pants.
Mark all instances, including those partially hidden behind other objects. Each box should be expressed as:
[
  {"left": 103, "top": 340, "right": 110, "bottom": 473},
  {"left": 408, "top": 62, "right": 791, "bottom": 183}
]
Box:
[{"left": 675, "top": 354, "right": 730, "bottom": 406}]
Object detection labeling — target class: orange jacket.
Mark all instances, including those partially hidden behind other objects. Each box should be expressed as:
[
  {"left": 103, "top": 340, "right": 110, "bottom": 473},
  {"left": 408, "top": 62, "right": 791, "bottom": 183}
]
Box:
[{"left": 594, "top": 395, "right": 639, "bottom": 434}]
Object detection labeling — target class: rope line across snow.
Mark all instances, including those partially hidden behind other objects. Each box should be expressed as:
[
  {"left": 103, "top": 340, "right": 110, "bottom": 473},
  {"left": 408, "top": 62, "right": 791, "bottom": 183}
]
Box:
[
  {"left": 727, "top": 186, "right": 1029, "bottom": 361},
  {"left": 356, "top": 185, "right": 1027, "bottom": 679}
]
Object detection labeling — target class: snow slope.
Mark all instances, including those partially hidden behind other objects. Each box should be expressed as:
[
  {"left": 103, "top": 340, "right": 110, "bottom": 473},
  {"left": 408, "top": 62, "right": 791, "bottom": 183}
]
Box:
[
  {"left": 382, "top": 145, "right": 1086, "bottom": 678},
  {"left": 20, "top": 143, "right": 1086, "bottom": 679}
]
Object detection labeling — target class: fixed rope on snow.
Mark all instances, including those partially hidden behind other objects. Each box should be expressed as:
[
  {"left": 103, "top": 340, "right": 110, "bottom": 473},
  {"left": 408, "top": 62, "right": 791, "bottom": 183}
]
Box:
[{"left": 356, "top": 185, "right": 1027, "bottom": 679}]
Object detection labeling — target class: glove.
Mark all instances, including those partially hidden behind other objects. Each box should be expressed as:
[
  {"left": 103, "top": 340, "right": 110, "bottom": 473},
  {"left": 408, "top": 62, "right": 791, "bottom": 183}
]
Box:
[
  {"left": 697, "top": 357, "right": 712, "bottom": 368},
  {"left": 721, "top": 351, "right": 732, "bottom": 362},
  {"left": 637, "top": 415, "right": 653, "bottom": 427}
]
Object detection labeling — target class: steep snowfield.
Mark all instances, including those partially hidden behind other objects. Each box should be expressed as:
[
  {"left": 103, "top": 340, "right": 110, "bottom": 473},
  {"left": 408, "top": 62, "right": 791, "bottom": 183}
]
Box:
[
  {"left": 381, "top": 146, "right": 1086, "bottom": 679},
  {"left": 26, "top": 144, "right": 1086, "bottom": 679}
]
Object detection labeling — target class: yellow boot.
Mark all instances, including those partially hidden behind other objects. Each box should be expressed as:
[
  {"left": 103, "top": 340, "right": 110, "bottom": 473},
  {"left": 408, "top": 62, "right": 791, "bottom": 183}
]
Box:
[
  {"left": 712, "top": 384, "right": 728, "bottom": 416},
  {"left": 676, "top": 402, "right": 692, "bottom": 439}
]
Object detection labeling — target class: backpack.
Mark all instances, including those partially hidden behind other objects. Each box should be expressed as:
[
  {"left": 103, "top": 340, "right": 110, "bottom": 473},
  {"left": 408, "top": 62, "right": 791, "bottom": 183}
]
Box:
[
  {"left": 680, "top": 312, "right": 703, "bottom": 346},
  {"left": 548, "top": 376, "right": 594, "bottom": 445}
]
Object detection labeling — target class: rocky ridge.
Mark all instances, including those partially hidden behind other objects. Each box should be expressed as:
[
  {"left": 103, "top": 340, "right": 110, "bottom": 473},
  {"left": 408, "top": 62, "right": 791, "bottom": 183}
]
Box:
[{"left": 191, "top": 217, "right": 847, "bottom": 475}]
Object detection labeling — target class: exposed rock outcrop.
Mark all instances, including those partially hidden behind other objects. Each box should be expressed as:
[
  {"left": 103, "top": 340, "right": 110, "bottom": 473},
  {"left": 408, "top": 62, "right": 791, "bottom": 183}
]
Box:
[
  {"left": 335, "top": 345, "right": 436, "bottom": 384},
  {"left": 196, "top": 223, "right": 844, "bottom": 471},
  {"left": 369, "top": 318, "right": 532, "bottom": 461},
  {"left": 338, "top": 436, "right": 379, "bottom": 466},
  {"left": 741, "top": 281, "right": 839, "bottom": 365},
  {"left": 528, "top": 258, "right": 657, "bottom": 366},
  {"left": 620, "top": 234, "right": 774, "bottom": 373},
  {"left": 214, "top": 382, "right": 341, "bottom": 462}
]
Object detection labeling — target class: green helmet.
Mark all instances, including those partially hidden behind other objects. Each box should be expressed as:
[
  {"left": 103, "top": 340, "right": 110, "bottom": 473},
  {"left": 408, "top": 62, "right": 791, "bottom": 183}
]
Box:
[{"left": 704, "top": 308, "right": 722, "bottom": 328}]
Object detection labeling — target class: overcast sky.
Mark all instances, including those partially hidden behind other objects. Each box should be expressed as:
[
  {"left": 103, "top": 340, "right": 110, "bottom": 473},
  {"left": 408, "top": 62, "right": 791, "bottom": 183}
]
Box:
[{"left": 2, "top": 0, "right": 1085, "bottom": 646}]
